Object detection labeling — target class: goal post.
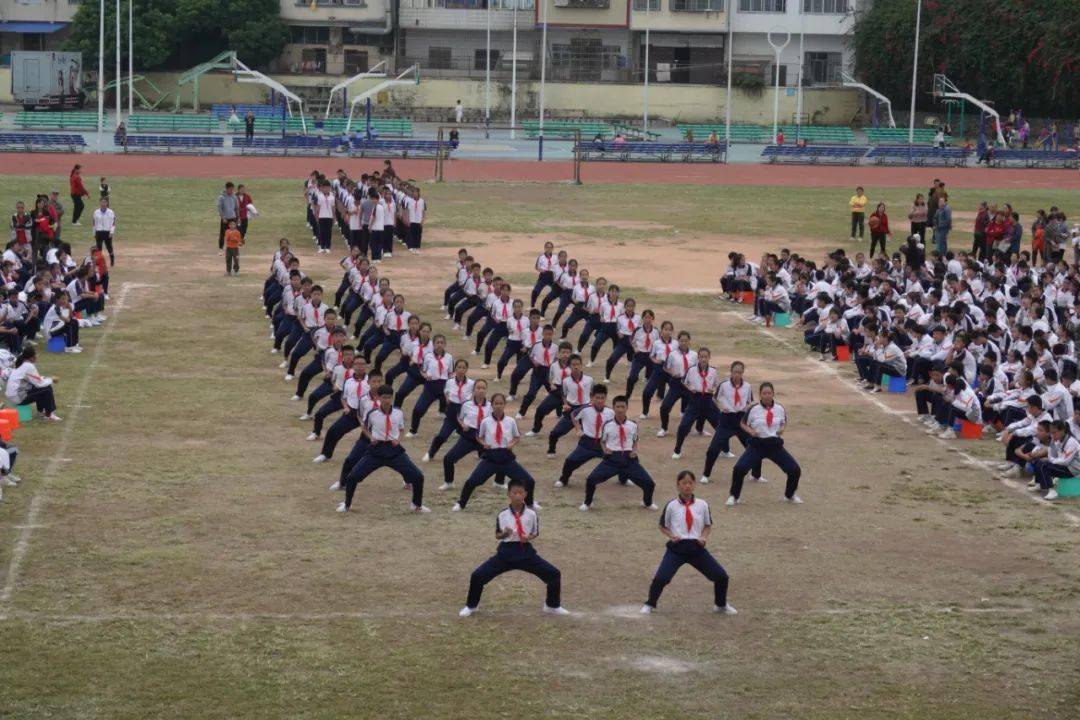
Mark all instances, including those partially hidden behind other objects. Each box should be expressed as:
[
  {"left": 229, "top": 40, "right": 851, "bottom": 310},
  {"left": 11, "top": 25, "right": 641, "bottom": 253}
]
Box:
[{"left": 434, "top": 124, "right": 582, "bottom": 186}]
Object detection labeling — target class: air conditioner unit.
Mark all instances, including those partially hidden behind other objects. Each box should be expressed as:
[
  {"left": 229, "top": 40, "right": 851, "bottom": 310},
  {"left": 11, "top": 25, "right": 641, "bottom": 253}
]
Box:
[
  {"left": 554, "top": 0, "right": 610, "bottom": 7},
  {"left": 553, "top": 0, "right": 570, "bottom": 6}
]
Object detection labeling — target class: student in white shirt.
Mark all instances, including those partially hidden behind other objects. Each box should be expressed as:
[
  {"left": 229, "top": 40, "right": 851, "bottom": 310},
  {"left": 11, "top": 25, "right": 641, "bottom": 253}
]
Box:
[
  {"left": 588, "top": 284, "right": 623, "bottom": 367},
  {"left": 657, "top": 331, "right": 697, "bottom": 437},
  {"left": 292, "top": 311, "right": 340, "bottom": 400},
  {"left": 405, "top": 186, "right": 426, "bottom": 253},
  {"left": 641, "top": 471, "right": 736, "bottom": 615},
  {"left": 312, "top": 354, "right": 369, "bottom": 464},
  {"left": 728, "top": 382, "right": 802, "bottom": 505},
  {"left": 623, "top": 310, "right": 660, "bottom": 399},
  {"left": 459, "top": 479, "right": 566, "bottom": 618},
  {"left": 526, "top": 342, "right": 573, "bottom": 434},
  {"left": 42, "top": 292, "right": 81, "bottom": 353},
  {"left": 1032, "top": 420, "right": 1080, "bottom": 500},
  {"left": 639, "top": 321, "right": 675, "bottom": 417},
  {"left": 545, "top": 355, "right": 593, "bottom": 457},
  {"left": 91, "top": 196, "right": 116, "bottom": 266},
  {"left": 580, "top": 395, "right": 657, "bottom": 510},
  {"left": 338, "top": 384, "right": 428, "bottom": 513},
  {"left": 392, "top": 323, "right": 433, "bottom": 408},
  {"left": 701, "top": 361, "right": 762, "bottom": 484},
  {"left": 333, "top": 369, "right": 381, "bottom": 488},
  {"left": 423, "top": 358, "right": 474, "bottom": 462},
  {"left": 314, "top": 182, "right": 335, "bottom": 254},
  {"left": 438, "top": 379, "right": 505, "bottom": 489},
  {"left": 4, "top": 347, "right": 60, "bottom": 421},
  {"left": 307, "top": 351, "right": 362, "bottom": 439},
  {"left": 672, "top": 348, "right": 722, "bottom": 459},
  {"left": 453, "top": 393, "right": 539, "bottom": 511},
  {"left": 554, "top": 383, "right": 614, "bottom": 488},
  {"left": 602, "top": 297, "right": 641, "bottom": 382},
  {"left": 407, "top": 335, "right": 452, "bottom": 435}
]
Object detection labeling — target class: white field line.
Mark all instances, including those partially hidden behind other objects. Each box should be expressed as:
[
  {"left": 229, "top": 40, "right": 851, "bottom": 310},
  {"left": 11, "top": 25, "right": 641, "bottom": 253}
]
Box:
[
  {"left": 721, "top": 304, "right": 1080, "bottom": 527},
  {"left": 0, "top": 603, "right": 1035, "bottom": 624},
  {"left": 0, "top": 282, "right": 137, "bottom": 610}
]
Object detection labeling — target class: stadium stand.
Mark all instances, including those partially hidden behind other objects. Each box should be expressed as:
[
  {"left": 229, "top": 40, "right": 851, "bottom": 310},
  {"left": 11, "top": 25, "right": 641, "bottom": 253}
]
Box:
[
  {"left": 121, "top": 134, "right": 225, "bottom": 154},
  {"left": 128, "top": 114, "right": 216, "bottom": 133},
  {"left": 577, "top": 141, "right": 727, "bottom": 163},
  {"left": 678, "top": 124, "right": 855, "bottom": 144},
  {"left": 864, "top": 127, "right": 937, "bottom": 144},
  {"left": 284, "top": 117, "right": 414, "bottom": 137},
  {"left": 0, "top": 133, "right": 87, "bottom": 152},
  {"left": 987, "top": 149, "right": 1079, "bottom": 169},
  {"left": 522, "top": 120, "right": 614, "bottom": 139},
  {"left": 349, "top": 139, "right": 449, "bottom": 159},
  {"left": 212, "top": 103, "right": 281, "bottom": 120},
  {"left": 15, "top": 111, "right": 99, "bottom": 130},
  {"left": 237, "top": 135, "right": 337, "bottom": 156},
  {"left": 761, "top": 144, "right": 868, "bottom": 165},
  {"left": 865, "top": 145, "right": 972, "bottom": 167}
]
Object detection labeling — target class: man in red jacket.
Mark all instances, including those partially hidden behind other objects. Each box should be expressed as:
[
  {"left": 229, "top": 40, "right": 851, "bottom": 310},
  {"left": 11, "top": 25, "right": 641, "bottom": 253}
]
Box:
[
  {"left": 237, "top": 184, "right": 253, "bottom": 239},
  {"left": 69, "top": 164, "right": 89, "bottom": 226},
  {"left": 972, "top": 201, "right": 990, "bottom": 261}
]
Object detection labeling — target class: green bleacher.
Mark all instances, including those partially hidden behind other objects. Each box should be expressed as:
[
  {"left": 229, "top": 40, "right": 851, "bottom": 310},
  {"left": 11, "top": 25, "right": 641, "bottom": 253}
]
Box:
[
  {"left": 15, "top": 111, "right": 99, "bottom": 130},
  {"left": 864, "top": 127, "right": 937, "bottom": 144},
  {"left": 128, "top": 114, "right": 215, "bottom": 132},
  {"left": 678, "top": 124, "right": 856, "bottom": 144},
  {"left": 284, "top": 117, "right": 414, "bottom": 137},
  {"left": 521, "top": 120, "right": 614, "bottom": 139},
  {"left": 610, "top": 121, "right": 661, "bottom": 141},
  {"left": 227, "top": 117, "right": 285, "bottom": 133}
]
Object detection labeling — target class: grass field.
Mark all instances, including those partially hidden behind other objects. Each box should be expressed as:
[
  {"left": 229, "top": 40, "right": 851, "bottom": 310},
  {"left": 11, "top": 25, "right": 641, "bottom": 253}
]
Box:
[{"left": 0, "top": 175, "right": 1078, "bottom": 719}]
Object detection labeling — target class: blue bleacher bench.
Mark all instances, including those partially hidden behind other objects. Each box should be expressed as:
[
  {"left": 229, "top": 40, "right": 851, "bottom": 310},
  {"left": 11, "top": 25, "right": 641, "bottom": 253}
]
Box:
[
  {"left": 237, "top": 135, "right": 337, "bottom": 157},
  {"left": 987, "top": 148, "right": 1079, "bottom": 170},
  {"left": 577, "top": 141, "right": 727, "bottom": 163},
  {"left": 0, "top": 132, "right": 86, "bottom": 153},
  {"left": 865, "top": 145, "right": 972, "bottom": 167},
  {"left": 761, "top": 145, "right": 868, "bottom": 166},
  {"left": 120, "top": 134, "right": 224, "bottom": 154},
  {"left": 349, "top": 139, "right": 450, "bottom": 159},
  {"left": 212, "top": 104, "right": 282, "bottom": 121}
]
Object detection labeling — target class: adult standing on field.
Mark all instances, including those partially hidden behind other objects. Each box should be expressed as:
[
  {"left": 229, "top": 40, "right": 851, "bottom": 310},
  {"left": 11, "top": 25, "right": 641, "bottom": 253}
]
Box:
[
  {"left": 455, "top": 99, "right": 464, "bottom": 124},
  {"left": 934, "top": 192, "right": 952, "bottom": 255},
  {"left": 217, "top": 182, "right": 239, "bottom": 255},
  {"left": 848, "top": 186, "right": 868, "bottom": 243},
  {"left": 868, "top": 202, "right": 890, "bottom": 258},
  {"left": 69, "top": 164, "right": 89, "bottom": 226}
]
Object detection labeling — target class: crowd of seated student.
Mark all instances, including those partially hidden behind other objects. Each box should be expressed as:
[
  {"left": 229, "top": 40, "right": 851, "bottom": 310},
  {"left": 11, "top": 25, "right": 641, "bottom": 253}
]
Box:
[{"left": 720, "top": 209, "right": 1080, "bottom": 501}]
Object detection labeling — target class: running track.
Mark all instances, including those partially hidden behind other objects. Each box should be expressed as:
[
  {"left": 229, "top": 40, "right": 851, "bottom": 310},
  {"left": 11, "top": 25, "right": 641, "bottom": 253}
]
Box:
[{"left": 3, "top": 153, "right": 1078, "bottom": 188}]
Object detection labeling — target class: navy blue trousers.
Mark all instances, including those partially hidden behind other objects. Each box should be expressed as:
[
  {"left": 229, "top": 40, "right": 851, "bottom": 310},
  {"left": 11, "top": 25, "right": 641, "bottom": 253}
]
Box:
[
  {"left": 646, "top": 540, "right": 729, "bottom": 608},
  {"left": 466, "top": 542, "right": 561, "bottom": 610},
  {"left": 344, "top": 442, "right": 424, "bottom": 508},
  {"left": 730, "top": 437, "right": 801, "bottom": 500},
  {"left": 584, "top": 452, "right": 655, "bottom": 506},
  {"left": 458, "top": 448, "right": 536, "bottom": 508}
]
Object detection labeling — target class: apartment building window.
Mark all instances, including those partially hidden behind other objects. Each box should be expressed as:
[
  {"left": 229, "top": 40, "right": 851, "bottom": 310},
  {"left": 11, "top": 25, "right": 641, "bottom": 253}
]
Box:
[
  {"left": 474, "top": 49, "right": 501, "bottom": 70},
  {"left": 769, "top": 63, "right": 787, "bottom": 86},
  {"left": 739, "top": 0, "right": 784, "bottom": 11},
  {"left": 633, "top": 0, "right": 661, "bottom": 9},
  {"left": 428, "top": 47, "right": 453, "bottom": 69},
  {"left": 551, "top": 38, "right": 619, "bottom": 81},
  {"left": 290, "top": 26, "right": 330, "bottom": 44},
  {"left": 804, "top": 51, "right": 841, "bottom": 84},
  {"left": 803, "top": 0, "right": 847, "bottom": 12},
  {"left": 344, "top": 50, "right": 369, "bottom": 74},
  {"left": 671, "top": 0, "right": 722, "bottom": 10}
]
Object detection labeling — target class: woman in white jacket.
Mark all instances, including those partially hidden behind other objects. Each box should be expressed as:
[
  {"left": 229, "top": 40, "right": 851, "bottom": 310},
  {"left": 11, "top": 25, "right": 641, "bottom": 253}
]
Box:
[{"left": 5, "top": 347, "right": 60, "bottom": 421}]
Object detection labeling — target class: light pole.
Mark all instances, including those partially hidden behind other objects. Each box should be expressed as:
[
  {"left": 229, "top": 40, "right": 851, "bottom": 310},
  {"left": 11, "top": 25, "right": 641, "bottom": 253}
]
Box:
[
  {"left": 795, "top": 11, "right": 804, "bottom": 140},
  {"left": 127, "top": 0, "right": 133, "bottom": 118},
  {"left": 97, "top": 0, "right": 104, "bottom": 150},
  {"left": 115, "top": 0, "right": 120, "bottom": 126},
  {"left": 908, "top": 0, "right": 922, "bottom": 145},
  {"left": 724, "top": 0, "right": 733, "bottom": 146},
  {"left": 510, "top": 0, "right": 518, "bottom": 138},
  {"left": 484, "top": 0, "right": 491, "bottom": 124},
  {"left": 766, "top": 27, "right": 790, "bottom": 145},
  {"left": 642, "top": 1, "right": 650, "bottom": 133},
  {"left": 538, "top": 0, "right": 548, "bottom": 134}
]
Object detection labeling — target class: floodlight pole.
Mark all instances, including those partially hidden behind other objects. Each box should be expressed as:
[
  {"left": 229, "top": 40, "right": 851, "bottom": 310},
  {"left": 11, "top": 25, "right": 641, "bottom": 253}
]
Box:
[
  {"left": 127, "top": 0, "right": 133, "bottom": 117},
  {"left": 114, "top": 0, "right": 121, "bottom": 126},
  {"left": 766, "top": 28, "right": 790, "bottom": 146},
  {"left": 510, "top": 0, "right": 518, "bottom": 138},
  {"left": 97, "top": 0, "right": 104, "bottom": 150},
  {"left": 908, "top": 0, "right": 921, "bottom": 145},
  {"left": 724, "top": 1, "right": 733, "bottom": 146},
  {"left": 484, "top": 0, "right": 491, "bottom": 125},
  {"left": 642, "top": 3, "right": 649, "bottom": 134},
  {"left": 538, "top": 0, "right": 548, "bottom": 137}
]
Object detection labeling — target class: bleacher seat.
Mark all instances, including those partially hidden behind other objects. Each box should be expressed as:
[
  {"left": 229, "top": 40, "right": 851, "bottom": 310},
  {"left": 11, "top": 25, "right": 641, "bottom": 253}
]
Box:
[
  {"left": 349, "top": 139, "right": 450, "bottom": 159},
  {"left": 0, "top": 132, "right": 86, "bottom": 153},
  {"left": 521, "top": 120, "right": 614, "bottom": 140},
  {"left": 987, "top": 148, "right": 1079, "bottom": 169},
  {"left": 761, "top": 145, "right": 868, "bottom": 165},
  {"left": 577, "top": 141, "right": 727, "bottom": 163},
  {"left": 865, "top": 127, "right": 937, "bottom": 144},
  {"left": 121, "top": 134, "right": 224, "bottom": 154},
  {"left": 15, "top": 112, "right": 99, "bottom": 130},
  {"left": 288, "top": 118, "right": 415, "bottom": 137},
  {"left": 212, "top": 104, "right": 282, "bottom": 121},
  {"left": 865, "top": 145, "right": 972, "bottom": 167},
  {"left": 679, "top": 124, "right": 855, "bottom": 144},
  {"left": 128, "top": 114, "right": 215, "bottom": 133},
  {"left": 237, "top": 135, "right": 337, "bottom": 156}
]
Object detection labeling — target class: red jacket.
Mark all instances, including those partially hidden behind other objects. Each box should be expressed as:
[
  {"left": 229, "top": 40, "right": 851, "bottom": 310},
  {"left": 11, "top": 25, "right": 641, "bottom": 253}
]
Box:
[
  {"left": 238, "top": 193, "right": 252, "bottom": 220},
  {"left": 69, "top": 172, "right": 88, "bottom": 197},
  {"left": 870, "top": 211, "right": 889, "bottom": 235}
]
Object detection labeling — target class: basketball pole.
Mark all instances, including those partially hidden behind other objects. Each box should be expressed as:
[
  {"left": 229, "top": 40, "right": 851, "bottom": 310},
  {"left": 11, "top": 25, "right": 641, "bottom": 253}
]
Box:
[
  {"left": 127, "top": 0, "right": 133, "bottom": 118},
  {"left": 115, "top": 0, "right": 120, "bottom": 126},
  {"left": 96, "top": 0, "right": 104, "bottom": 151}
]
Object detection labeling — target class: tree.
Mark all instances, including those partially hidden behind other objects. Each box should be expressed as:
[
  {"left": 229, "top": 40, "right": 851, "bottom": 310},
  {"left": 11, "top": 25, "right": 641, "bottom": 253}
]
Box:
[
  {"left": 65, "top": 0, "right": 287, "bottom": 71},
  {"left": 851, "top": 0, "right": 1079, "bottom": 120}
]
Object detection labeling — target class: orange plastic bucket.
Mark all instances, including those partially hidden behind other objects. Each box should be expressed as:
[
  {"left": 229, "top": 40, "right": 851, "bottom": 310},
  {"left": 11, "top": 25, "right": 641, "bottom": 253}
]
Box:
[
  {"left": 834, "top": 345, "right": 851, "bottom": 361},
  {"left": 0, "top": 408, "right": 19, "bottom": 430}
]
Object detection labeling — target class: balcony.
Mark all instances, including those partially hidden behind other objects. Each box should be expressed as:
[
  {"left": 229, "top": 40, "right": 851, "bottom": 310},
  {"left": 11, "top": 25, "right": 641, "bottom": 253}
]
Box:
[
  {"left": 399, "top": 0, "right": 535, "bottom": 31},
  {"left": 280, "top": 0, "right": 387, "bottom": 22}
]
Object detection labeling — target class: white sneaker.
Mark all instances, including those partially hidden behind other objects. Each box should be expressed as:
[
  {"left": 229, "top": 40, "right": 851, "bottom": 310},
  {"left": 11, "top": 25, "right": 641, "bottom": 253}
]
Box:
[
  {"left": 998, "top": 463, "right": 1015, "bottom": 472},
  {"left": 938, "top": 429, "right": 957, "bottom": 439},
  {"left": 452, "top": 324, "right": 460, "bottom": 331},
  {"left": 546, "top": 452, "right": 557, "bottom": 459},
  {"left": 638, "top": 413, "right": 649, "bottom": 420},
  {"left": 405, "top": 432, "right": 416, "bottom": 438},
  {"left": 44, "top": 413, "right": 62, "bottom": 422},
  {"left": 1000, "top": 465, "right": 1021, "bottom": 478},
  {"left": 542, "top": 605, "right": 570, "bottom": 616},
  {"left": 554, "top": 481, "right": 565, "bottom": 488},
  {"left": 470, "top": 350, "right": 478, "bottom": 356},
  {"left": 438, "top": 482, "right": 453, "bottom": 491},
  {"left": 785, "top": 495, "right": 804, "bottom": 504},
  {"left": 329, "top": 481, "right": 342, "bottom": 491},
  {"left": 411, "top": 504, "right": 431, "bottom": 513},
  {"left": 1026, "top": 481, "right": 1041, "bottom": 492},
  {"left": 481, "top": 363, "right": 489, "bottom": 369},
  {"left": 279, "top": 361, "right": 288, "bottom": 369},
  {"left": 285, "top": 374, "right": 294, "bottom": 381},
  {"left": 290, "top": 395, "right": 301, "bottom": 402},
  {"left": 725, "top": 496, "right": 739, "bottom": 506},
  {"left": 6, "top": 474, "right": 20, "bottom": 485},
  {"left": 1045, "top": 489, "right": 1059, "bottom": 501},
  {"left": 299, "top": 414, "right": 310, "bottom": 421},
  {"left": 697, "top": 429, "right": 712, "bottom": 437},
  {"left": 531, "top": 502, "right": 542, "bottom": 510},
  {"left": 452, "top": 503, "right": 462, "bottom": 512},
  {"left": 525, "top": 430, "right": 536, "bottom": 437},
  {"left": 335, "top": 502, "right": 349, "bottom": 513},
  {"left": 656, "top": 429, "right": 667, "bottom": 438},
  {"left": 671, "top": 452, "right": 681, "bottom": 460},
  {"left": 458, "top": 606, "right": 475, "bottom": 618},
  {"left": 714, "top": 604, "right": 738, "bottom": 615},
  {"left": 421, "top": 453, "right": 431, "bottom": 463},
  {"left": 306, "top": 432, "right": 318, "bottom": 441},
  {"left": 754, "top": 476, "right": 768, "bottom": 484},
  {"left": 699, "top": 475, "right": 710, "bottom": 484},
  {"left": 586, "top": 361, "right": 593, "bottom": 368},
  {"left": 601, "top": 377, "right": 610, "bottom": 384},
  {"left": 644, "top": 503, "right": 658, "bottom": 510},
  {"left": 270, "top": 348, "right": 279, "bottom": 355},
  {"left": 1, "top": 476, "right": 17, "bottom": 487},
  {"left": 312, "top": 454, "right": 327, "bottom": 463},
  {"left": 639, "top": 604, "right": 654, "bottom": 615},
  {"left": 579, "top": 503, "right": 590, "bottom": 511},
  {"left": 505, "top": 395, "right": 515, "bottom": 402},
  {"left": 515, "top": 412, "right": 524, "bottom": 420}
]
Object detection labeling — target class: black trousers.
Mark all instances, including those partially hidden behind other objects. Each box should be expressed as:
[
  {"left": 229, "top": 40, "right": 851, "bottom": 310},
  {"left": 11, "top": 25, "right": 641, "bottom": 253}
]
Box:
[
  {"left": 466, "top": 543, "right": 560, "bottom": 610},
  {"left": 23, "top": 385, "right": 57, "bottom": 415},
  {"left": 730, "top": 436, "right": 801, "bottom": 500},
  {"left": 646, "top": 540, "right": 729, "bottom": 608},
  {"left": 344, "top": 442, "right": 424, "bottom": 508},
  {"left": 584, "top": 452, "right": 655, "bottom": 506},
  {"left": 95, "top": 230, "right": 115, "bottom": 264},
  {"left": 851, "top": 211, "right": 865, "bottom": 239},
  {"left": 317, "top": 218, "right": 333, "bottom": 250},
  {"left": 458, "top": 448, "right": 536, "bottom": 508},
  {"left": 71, "top": 194, "right": 85, "bottom": 224}
]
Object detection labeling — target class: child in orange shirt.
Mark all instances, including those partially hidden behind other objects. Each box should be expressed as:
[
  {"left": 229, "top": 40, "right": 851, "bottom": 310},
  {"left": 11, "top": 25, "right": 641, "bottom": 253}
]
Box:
[
  {"left": 1032, "top": 226, "right": 1045, "bottom": 266},
  {"left": 224, "top": 219, "right": 244, "bottom": 276}
]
